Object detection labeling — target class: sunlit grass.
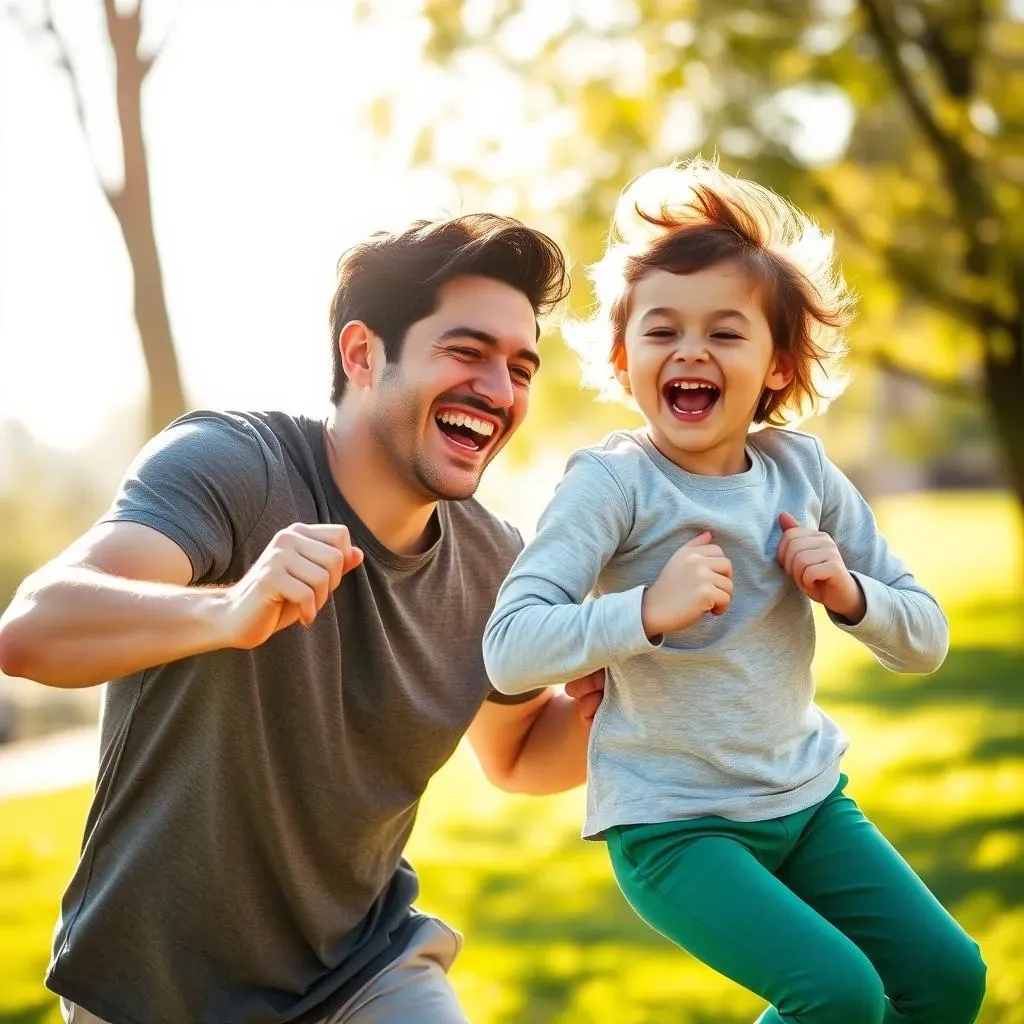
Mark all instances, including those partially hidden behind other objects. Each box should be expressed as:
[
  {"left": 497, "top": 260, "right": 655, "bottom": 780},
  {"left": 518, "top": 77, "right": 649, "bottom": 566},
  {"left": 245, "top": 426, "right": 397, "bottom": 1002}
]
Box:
[
  {"left": 0, "top": 786, "right": 90, "bottom": 1024},
  {"left": 1, "top": 491, "right": 1021, "bottom": 1023}
]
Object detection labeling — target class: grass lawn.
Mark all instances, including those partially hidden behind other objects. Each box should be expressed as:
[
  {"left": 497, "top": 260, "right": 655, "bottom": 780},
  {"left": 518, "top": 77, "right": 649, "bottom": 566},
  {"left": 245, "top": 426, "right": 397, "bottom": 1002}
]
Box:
[{"left": 1, "top": 490, "right": 1022, "bottom": 1023}]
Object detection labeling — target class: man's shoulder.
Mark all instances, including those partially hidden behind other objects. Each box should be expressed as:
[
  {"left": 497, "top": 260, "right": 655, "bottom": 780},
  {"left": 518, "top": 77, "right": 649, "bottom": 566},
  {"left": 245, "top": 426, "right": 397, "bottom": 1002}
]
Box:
[
  {"left": 446, "top": 498, "right": 524, "bottom": 562},
  {"left": 153, "top": 409, "right": 323, "bottom": 473},
  {"left": 165, "top": 408, "right": 314, "bottom": 446}
]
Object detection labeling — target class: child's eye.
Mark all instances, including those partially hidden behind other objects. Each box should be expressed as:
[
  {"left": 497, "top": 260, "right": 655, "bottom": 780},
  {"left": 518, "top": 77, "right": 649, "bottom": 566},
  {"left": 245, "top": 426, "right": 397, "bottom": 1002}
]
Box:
[
  {"left": 644, "top": 328, "right": 675, "bottom": 339},
  {"left": 711, "top": 331, "right": 743, "bottom": 340}
]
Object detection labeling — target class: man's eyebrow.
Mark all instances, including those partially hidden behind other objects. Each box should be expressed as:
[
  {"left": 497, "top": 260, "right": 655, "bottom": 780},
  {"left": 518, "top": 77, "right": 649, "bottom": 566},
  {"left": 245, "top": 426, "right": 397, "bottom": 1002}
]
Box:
[{"left": 438, "top": 326, "right": 541, "bottom": 370}]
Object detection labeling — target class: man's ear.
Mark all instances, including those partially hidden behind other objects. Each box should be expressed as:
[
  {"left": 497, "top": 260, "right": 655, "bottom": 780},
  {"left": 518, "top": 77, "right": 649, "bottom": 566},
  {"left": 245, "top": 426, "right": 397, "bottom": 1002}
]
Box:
[
  {"left": 338, "top": 321, "right": 380, "bottom": 389},
  {"left": 765, "top": 347, "right": 796, "bottom": 392}
]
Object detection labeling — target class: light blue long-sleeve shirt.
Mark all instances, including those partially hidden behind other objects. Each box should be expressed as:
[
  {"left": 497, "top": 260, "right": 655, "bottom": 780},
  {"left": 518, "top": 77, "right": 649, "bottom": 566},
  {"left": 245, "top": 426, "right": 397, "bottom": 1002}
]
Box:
[{"left": 484, "top": 428, "right": 949, "bottom": 838}]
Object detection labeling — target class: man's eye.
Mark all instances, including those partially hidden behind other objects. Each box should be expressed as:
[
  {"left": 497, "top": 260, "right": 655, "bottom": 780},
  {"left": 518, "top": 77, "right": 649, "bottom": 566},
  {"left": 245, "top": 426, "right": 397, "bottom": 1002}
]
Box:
[
  {"left": 451, "top": 347, "right": 480, "bottom": 358},
  {"left": 511, "top": 367, "right": 534, "bottom": 384}
]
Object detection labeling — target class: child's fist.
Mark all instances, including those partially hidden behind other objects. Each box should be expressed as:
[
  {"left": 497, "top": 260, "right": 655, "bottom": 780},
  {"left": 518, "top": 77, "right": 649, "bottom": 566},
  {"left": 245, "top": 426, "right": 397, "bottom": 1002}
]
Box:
[
  {"left": 641, "top": 531, "right": 734, "bottom": 639},
  {"left": 776, "top": 512, "right": 865, "bottom": 622}
]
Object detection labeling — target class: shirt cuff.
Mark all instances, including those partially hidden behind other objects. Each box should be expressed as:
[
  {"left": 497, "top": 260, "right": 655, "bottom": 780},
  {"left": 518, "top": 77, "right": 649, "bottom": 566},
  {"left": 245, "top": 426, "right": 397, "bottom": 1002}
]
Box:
[
  {"left": 827, "top": 571, "right": 895, "bottom": 645},
  {"left": 594, "top": 585, "right": 663, "bottom": 662}
]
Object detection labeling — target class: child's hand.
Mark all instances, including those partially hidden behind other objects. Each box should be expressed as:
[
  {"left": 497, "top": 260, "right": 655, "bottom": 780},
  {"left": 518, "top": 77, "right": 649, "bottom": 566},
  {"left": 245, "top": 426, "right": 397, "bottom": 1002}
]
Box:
[
  {"left": 776, "top": 512, "right": 866, "bottom": 622},
  {"left": 641, "top": 531, "right": 733, "bottom": 639}
]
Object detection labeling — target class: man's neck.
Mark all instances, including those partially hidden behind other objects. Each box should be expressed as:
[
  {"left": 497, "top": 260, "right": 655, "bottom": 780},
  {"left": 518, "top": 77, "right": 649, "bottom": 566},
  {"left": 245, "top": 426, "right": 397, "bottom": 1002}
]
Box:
[{"left": 323, "top": 404, "right": 437, "bottom": 555}]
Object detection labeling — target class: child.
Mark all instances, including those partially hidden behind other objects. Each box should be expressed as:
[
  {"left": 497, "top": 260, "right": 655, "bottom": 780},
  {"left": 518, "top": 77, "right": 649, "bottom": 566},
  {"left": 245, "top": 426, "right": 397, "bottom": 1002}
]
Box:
[{"left": 483, "top": 159, "right": 985, "bottom": 1023}]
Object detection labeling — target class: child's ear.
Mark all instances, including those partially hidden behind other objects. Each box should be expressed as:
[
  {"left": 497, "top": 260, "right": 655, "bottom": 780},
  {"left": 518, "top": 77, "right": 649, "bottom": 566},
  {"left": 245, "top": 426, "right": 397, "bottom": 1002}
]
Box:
[
  {"left": 612, "top": 344, "right": 632, "bottom": 394},
  {"left": 765, "top": 347, "right": 796, "bottom": 392}
]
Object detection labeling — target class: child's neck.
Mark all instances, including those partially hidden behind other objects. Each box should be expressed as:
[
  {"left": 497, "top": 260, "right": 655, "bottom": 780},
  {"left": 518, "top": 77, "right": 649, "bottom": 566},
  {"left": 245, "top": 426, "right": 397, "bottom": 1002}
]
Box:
[{"left": 647, "top": 429, "right": 752, "bottom": 477}]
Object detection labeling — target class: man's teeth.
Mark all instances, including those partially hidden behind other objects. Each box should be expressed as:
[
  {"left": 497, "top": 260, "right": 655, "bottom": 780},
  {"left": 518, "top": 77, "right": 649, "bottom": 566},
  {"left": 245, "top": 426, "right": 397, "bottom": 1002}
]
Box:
[{"left": 436, "top": 411, "right": 495, "bottom": 437}]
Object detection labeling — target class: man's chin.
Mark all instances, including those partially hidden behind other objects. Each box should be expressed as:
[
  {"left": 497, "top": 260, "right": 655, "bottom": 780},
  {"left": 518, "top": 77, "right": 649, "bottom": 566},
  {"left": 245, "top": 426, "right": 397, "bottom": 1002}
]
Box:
[{"left": 413, "top": 464, "right": 484, "bottom": 503}]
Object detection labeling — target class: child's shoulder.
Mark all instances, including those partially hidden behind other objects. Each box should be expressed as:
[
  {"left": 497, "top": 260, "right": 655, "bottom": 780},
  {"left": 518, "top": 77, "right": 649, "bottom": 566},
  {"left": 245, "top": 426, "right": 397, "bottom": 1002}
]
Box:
[
  {"left": 570, "top": 429, "right": 651, "bottom": 475},
  {"left": 749, "top": 425, "right": 826, "bottom": 468}
]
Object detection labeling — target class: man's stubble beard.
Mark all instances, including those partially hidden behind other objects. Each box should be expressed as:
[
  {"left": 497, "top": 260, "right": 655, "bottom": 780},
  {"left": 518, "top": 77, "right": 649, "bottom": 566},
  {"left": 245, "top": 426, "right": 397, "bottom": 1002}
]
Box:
[{"left": 371, "top": 364, "right": 488, "bottom": 504}]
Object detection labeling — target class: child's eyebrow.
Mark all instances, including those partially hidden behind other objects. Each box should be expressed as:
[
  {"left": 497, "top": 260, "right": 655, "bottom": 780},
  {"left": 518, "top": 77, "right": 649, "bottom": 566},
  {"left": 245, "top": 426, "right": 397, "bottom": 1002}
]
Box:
[
  {"left": 713, "top": 308, "right": 752, "bottom": 324},
  {"left": 638, "top": 307, "right": 753, "bottom": 325},
  {"left": 638, "top": 307, "right": 679, "bottom": 323}
]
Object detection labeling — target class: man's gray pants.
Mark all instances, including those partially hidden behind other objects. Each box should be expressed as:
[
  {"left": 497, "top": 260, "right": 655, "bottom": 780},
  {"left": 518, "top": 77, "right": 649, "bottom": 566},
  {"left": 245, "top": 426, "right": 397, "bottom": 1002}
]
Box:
[{"left": 61, "top": 916, "right": 470, "bottom": 1024}]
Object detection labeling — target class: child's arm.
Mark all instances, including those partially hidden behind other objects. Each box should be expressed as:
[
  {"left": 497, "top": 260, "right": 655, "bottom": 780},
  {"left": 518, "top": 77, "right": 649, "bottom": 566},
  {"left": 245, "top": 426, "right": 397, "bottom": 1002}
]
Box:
[
  {"left": 484, "top": 451, "right": 655, "bottom": 695},
  {"left": 785, "top": 445, "right": 949, "bottom": 675}
]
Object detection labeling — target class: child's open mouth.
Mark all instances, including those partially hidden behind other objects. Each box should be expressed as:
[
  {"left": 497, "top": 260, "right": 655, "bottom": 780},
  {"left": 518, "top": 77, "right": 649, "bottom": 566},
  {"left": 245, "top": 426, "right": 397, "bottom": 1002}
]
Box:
[
  {"left": 663, "top": 379, "right": 721, "bottom": 422},
  {"left": 434, "top": 408, "right": 497, "bottom": 454}
]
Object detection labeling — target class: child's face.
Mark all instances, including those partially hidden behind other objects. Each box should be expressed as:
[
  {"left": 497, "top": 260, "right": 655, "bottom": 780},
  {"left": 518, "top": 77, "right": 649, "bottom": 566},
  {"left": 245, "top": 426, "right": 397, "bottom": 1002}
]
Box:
[{"left": 616, "top": 262, "right": 793, "bottom": 476}]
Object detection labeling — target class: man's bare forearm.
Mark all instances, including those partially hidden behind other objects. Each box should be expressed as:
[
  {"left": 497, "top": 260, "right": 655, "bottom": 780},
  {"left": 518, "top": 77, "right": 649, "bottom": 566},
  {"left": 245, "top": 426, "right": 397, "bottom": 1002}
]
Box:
[
  {"left": 0, "top": 567, "right": 229, "bottom": 688},
  {"left": 503, "top": 692, "right": 590, "bottom": 795}
]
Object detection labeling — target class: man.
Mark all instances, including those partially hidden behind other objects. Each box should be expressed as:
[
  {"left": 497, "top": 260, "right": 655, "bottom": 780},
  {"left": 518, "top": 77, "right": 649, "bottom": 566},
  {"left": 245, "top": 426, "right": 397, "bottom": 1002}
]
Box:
[{"left": 0, "top": 214, "right": 602, "bottom": 1024}]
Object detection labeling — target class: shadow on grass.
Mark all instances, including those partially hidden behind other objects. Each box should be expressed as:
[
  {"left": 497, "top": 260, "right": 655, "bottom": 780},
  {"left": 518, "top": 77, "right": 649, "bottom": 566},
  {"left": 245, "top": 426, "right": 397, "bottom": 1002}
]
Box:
[
  {"left": 871, "top": 810, "right": 1024, "bottom": 909},
  {"left": 423, "top": 822, "right": 661, "bottom": 947},
  {"left": 823, "top": 644, "right": 1024, "bottom": 711}
]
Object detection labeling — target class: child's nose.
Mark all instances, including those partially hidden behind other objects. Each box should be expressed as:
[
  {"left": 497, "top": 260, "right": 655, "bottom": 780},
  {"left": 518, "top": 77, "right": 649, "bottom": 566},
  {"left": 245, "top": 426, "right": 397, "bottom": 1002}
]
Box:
[{"left": 674, "top": 334, "right": 710, "bottom": 361}]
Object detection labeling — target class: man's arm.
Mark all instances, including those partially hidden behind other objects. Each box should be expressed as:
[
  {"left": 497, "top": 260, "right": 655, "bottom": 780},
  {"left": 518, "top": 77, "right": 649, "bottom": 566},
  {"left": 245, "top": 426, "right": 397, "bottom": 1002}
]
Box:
[
  {"left": 0, "top": 520, "right": 361, "bottom": 688},
  {"left": 0, "top": 522, "right": 221, "bottom": 686},
  {"left": 466, "top": 671, "right": 603, "bottom": 796}
]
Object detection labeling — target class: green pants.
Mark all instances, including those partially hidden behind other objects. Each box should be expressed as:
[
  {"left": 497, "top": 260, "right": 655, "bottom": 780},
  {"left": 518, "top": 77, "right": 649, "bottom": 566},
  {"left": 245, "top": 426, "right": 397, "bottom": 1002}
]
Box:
[{"left": 606, "top": 777, "right": 985, "bottom": 1023}]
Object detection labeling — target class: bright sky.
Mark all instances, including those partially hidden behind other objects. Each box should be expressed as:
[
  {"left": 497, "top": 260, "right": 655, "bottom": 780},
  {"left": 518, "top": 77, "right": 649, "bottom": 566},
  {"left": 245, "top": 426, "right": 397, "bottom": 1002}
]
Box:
[
  {"left": 0, "top": 0, "right": 463, "bottom": 450},
  {"left": 1, "top": 0, "right": 856, "bottom": 453}
]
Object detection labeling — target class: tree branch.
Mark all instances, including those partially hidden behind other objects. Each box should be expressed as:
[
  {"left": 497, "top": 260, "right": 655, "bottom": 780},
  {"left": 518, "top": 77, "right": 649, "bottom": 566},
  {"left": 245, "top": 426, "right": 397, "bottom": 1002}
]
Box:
[
  {"left": 6, "top": 0, "right": 86, "bottom": 137},
  {"left": 858, "top": 0, "right": 955, "bottom": 156},
  {"left": 6, "top": 0, "right": 112, "bottom": 189},
  {"left": 809, "top": 178, "right": 1011, "bottom": 334},
  {"left": 918, "top": 3, "right": 977, "bottom": 100},
  {"left": 39, "top": 0, "right": 87, "bottom": 135},
  {"left": 857, "top": 0, "right": 980, "bottom": 227}
]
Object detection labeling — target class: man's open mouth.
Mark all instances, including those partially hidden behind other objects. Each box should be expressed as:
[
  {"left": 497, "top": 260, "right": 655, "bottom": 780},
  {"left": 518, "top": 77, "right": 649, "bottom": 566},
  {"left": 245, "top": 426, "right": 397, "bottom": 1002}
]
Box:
[
  {"left": 434, "top": 409, "right": 498, "bottom": 453},
  {"left": 663, "top": 379, "right": 721, "bottom": 421}
]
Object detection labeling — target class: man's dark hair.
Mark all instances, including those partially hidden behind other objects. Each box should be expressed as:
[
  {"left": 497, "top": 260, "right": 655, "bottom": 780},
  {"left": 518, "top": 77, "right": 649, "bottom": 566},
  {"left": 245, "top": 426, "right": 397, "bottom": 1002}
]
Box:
[{"left": 328, "top": 214, "right": 570, "bottom": 402}]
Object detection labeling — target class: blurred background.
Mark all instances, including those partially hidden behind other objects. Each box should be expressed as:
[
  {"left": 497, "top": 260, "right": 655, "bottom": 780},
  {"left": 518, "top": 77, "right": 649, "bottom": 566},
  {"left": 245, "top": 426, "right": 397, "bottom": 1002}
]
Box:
[{"left": 1, "top": 0, "right": 1022, "bottom": 1020}]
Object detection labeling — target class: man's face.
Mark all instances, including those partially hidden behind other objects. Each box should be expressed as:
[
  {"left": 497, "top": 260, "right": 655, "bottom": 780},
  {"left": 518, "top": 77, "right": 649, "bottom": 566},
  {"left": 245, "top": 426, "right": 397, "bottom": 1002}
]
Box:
[{"left": 368, "top": 275, "right": 540, "bottom": 501}]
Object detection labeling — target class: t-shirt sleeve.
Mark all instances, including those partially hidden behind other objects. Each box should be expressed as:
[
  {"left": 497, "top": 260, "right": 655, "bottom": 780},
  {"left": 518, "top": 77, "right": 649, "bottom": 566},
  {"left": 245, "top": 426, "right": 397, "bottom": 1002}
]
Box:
[
  {"left": 816, "top": 440, "right": 949, "bottom": 673},
  {"left": 101, "top": 412, "right": 271, "bottom": 585}
]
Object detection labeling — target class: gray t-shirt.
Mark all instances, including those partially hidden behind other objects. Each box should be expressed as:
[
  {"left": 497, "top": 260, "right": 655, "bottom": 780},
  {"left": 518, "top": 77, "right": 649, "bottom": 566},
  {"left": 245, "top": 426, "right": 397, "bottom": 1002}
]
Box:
[
  {"left": 484, "top": 428, "right": 948, "bottom": 837},
  {"left": 46, "top": 410, "right": 528, "bottom": 1024}
]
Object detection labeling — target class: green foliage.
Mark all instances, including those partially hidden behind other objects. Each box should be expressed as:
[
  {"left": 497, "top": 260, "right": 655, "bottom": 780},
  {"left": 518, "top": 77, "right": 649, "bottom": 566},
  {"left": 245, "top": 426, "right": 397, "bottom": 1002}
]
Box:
[
  {"left": 364, "top": 1, "right": 1024, "bottom": 497},
  {"left": 1, "top": 490, "right": 1021, "bottom": 1023}
]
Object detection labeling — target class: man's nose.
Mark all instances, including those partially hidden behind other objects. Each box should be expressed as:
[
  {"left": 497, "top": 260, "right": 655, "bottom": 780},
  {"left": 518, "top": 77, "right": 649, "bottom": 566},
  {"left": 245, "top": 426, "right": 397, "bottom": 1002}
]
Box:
[{"left": 472, "top": 362, "right": 515, "bottom": 409}]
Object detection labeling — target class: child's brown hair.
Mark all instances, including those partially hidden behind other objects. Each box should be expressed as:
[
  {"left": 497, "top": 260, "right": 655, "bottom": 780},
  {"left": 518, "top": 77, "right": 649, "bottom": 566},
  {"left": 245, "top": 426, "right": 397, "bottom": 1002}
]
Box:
[{"left": 567, "top": 158, "right": 856, "bottom": 426}]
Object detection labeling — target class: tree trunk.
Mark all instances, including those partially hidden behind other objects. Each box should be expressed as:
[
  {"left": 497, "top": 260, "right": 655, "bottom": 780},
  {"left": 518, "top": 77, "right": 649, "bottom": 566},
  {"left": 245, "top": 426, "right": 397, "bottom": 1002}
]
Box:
[
  {"left": 982, "top": 325, "right": 1024, "bottom": 570},
  {"left": 105, "top": 1, "right": 186, "bottom": 439}
]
